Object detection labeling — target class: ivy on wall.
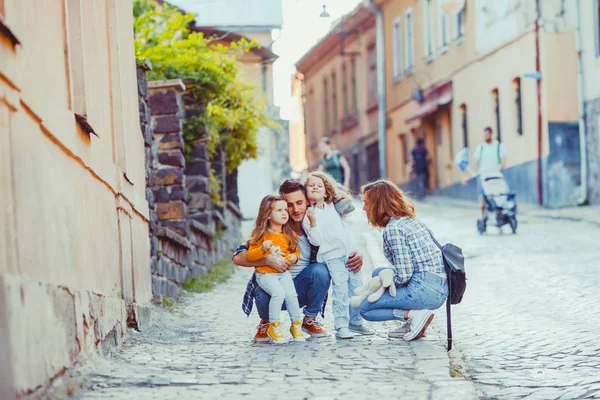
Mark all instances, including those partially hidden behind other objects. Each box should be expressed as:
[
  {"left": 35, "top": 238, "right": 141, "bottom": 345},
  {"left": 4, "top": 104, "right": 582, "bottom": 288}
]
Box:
[{"left": 133, "top": 0, "right": 277, "bottom": 175}]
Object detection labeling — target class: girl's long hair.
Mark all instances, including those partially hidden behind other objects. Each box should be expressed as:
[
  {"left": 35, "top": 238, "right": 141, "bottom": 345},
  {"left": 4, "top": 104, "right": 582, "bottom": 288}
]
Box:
[
  {"left": 360, "top": 179, "right": 416, "bottom": 228},
  {"left": 249, "top": 195, "right": 298, "bottom": 253},
  {"left": 305, "top": 171, "right": 351, "bottom": 204}
]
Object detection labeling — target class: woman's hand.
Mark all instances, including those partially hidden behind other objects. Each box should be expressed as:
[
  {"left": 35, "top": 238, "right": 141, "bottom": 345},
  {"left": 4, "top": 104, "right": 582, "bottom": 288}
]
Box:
[{"left": 262, "top": 240, "right": 273, "bottom": 252}]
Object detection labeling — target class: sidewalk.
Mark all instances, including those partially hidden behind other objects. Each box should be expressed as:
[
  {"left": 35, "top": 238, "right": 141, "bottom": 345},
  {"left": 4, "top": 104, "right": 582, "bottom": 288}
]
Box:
[{"left": 419, "top": 196, "right": 600, "bottom": 226}]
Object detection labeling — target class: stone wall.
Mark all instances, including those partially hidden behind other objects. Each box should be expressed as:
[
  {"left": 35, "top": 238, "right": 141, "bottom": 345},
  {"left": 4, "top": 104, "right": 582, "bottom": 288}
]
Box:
[
  {"left": 144, "top": 79, "right": 243, "bottom": 300},
  {"left": 585, "top": 98, "right": 600, "bottom": 205}
]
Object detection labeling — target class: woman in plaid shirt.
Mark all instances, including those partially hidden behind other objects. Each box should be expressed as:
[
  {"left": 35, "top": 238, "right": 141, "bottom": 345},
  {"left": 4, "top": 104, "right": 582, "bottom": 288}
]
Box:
[{"left": 359, "top": 179, "right": 448, "bottom": 341}]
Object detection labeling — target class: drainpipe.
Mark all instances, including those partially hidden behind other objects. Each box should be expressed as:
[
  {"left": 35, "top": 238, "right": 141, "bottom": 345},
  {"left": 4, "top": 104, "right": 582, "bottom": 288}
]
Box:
[
  {"left": 575, "top": 0, "right": 589, "bottom": 205},
  {"left": 363, "top": 0, "right": 387, "bottom": 179},
  {"left": 535, "top": 0, "right": 544, "bottom": 205}
]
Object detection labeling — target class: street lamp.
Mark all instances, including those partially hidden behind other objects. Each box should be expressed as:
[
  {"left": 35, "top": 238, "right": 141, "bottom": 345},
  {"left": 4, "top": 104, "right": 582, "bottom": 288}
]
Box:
[{"left": 319, "top": 4, "right": 330, "bottom": 18}]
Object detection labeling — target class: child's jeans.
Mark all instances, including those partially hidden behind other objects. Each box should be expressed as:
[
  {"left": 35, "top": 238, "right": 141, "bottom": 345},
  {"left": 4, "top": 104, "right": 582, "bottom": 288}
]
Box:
[
  {"left": 255, "top": 271, "right": 303, "bottom": 323},
  {"left": 325, "top": 256, "right": 363, "bottom": 329}
]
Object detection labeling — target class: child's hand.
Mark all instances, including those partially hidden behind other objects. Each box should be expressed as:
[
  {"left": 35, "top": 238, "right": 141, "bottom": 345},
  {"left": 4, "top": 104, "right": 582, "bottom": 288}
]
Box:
[
  {"left": 287, "top": 254, "right": 298, "bottom": 264},
  {"left": 262, "top": 240, "right": 273, "bottom": 252},
  {"left": 307, "top": 205, "right": 317, "bottom": 227}
]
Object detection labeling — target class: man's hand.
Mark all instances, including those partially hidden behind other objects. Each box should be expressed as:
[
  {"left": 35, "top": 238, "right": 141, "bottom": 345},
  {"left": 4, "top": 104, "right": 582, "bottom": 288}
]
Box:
[
  {"left": 347, "top": 250, "right": 363, "bottom": 273},
  {"left": 265, "top": 254, "right": 291, "bottom": 273},
  {"left": 262, "top": 240, "right": 273, "bottom": 252},
  {"left": 287, "top": 254, "right": 298, "bottom": 264},
  {"left": 461, "top": 178, "right": 469, "bottom": 186}
]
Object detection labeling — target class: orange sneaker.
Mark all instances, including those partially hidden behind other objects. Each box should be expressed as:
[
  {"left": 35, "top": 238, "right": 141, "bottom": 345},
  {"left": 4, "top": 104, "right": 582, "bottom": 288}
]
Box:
[
  {"left": 302, "top": 318, "right": 328, "bottom": 338},
  {"left": 254, "top": 320, "right": 270, "bottom": 343}
]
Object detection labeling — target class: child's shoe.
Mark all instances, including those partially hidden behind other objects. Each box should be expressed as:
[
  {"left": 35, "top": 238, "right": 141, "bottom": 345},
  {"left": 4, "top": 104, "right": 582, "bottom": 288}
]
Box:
[
  {"left": 335, "top": 327, "right": 354, "bottom": 339},
  {"left": 349, "top": 323, "right": 375, "bottom": 336},
  {"left": 290, "top": 320, "right": 307, "bottom": 342},
  {"left": 267, "top": 322, "right": 287, "bottom": 344}
]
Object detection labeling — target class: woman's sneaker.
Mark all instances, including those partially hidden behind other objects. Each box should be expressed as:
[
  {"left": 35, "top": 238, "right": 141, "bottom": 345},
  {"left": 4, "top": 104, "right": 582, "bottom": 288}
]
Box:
[
  {"left": 302, "top": 318, "right": 328, "bottom": 338},
  {"left": 387, "top": 321, "right": 411, "bottom": 338},
  {"left": 349, "top": 324, "right": 375, "bottom": 335},
  {"left": 267, "top": 322, "right": 287, "bottom": 344},
  {"left": 254, "top": 320, "right": 270, "bottom": 343},
  {"left": 403, "top": 310, "right": 434, "bottom": 341},
  {"left": 335, "top": 327, "right": 354, "bottom": 339},
  {"left": 290, "top": 320, "right": 307, "bottom": 342}
]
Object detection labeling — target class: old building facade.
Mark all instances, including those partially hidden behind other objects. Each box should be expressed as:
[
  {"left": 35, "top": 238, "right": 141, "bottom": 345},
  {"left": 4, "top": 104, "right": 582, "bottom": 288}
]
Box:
[
  {"left": 378, "top": 0, "right": 581, "bottom": 206},
  {"left": 296, "top": 6, "right": 379, "bottom": 192},
  {"left": 0, "top": 1, "right": 151, "bottom": 397}
]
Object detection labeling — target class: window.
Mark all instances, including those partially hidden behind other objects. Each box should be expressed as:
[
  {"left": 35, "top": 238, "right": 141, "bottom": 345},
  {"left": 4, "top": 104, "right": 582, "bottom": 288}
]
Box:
[
  {"left": 261, "top": 64, "right": 267, "bottom": 94},
  {"left": 368, "top": 46, "right": 377, "bottom": 105},
  {"left": 460, "top": 104, "right": 468, "bottom": 148},
  {"left": 323, "top": 79, "right": 330, "bottom": 133},
  {"left": 351, "top": 58, "right": 358, "bottom": 110},
  {"left": 439, "top": 1, "right": 450, "bottom": 50},
  {"left": 342, "top": 64, "right": 349, "bottom": 116},
  {"left": 513, "top": 78, "right": 523, "bottom": 135},
  {"left": 405, "top": 8, "right": 415, "bottom": 73},
  {"left": 422, "top": 0, "right": 433, "bottom": 59},
  {"left": 0, "top": 0, "right": 4, "bottom": 17},
  {"left": 492, "top": 89, "right": 501, "bottom": 141},
  {"left": 331, "top": 72, "right": 338, "bottom": 129},
  {"left": 436, "top": 123, "right": 443, "bottom": 146},
  {"left": 455, "top": 6, "right": 465, "bottom": 39},
  {"left": 392, "top": 16, "right": 403, "bottom": 81}
]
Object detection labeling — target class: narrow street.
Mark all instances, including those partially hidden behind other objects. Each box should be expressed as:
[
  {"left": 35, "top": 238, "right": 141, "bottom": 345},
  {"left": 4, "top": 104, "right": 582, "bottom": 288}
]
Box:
[{"left": 71, "top": 201, "right": 600, "bottom": 399}]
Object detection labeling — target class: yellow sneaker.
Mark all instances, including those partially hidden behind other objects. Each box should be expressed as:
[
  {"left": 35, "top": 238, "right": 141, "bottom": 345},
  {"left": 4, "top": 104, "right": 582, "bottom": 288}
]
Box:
[
  {"left": 267, "top": 322, "right": 287, "bottom": 344},
  {"left": 290, "top": 320, "right": 307, "bottom": 342}
]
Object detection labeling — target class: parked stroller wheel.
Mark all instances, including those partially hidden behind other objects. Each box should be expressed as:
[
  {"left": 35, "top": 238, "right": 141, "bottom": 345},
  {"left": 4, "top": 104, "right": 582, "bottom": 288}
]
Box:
[
  {"left": 510, "top": 217, "right": 518, "bottom": 234},
  {"left": 477, "top": 219, "right": 486, "bottom": 235}
]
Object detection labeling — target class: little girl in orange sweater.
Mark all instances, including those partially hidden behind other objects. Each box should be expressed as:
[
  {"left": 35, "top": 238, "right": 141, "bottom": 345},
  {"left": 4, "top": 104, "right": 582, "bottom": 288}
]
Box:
[{"left": 247, "top": 195, "right": 307, "bottom": 344}]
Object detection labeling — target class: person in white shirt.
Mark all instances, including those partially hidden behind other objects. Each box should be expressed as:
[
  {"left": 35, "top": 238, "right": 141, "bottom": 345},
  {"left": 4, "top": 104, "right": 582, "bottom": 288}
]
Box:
[
  {"left": 303, "top": 172, "right": 374, "bottom": 339},
  {"left": 462, "top": 127, "right": 507, "bottom": 218}
]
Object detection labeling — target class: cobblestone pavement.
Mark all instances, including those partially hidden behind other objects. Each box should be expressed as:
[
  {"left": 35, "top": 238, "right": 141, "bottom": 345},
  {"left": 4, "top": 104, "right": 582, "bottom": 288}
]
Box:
[
  {"left": 71, "top": 199, "right": 600, "bottom": 400},
  {"left": 412, "top": 201, "right": 600, "bottom": 399},
  {"left": 70, "top": 209, "right": 476, "bottom": 400}
]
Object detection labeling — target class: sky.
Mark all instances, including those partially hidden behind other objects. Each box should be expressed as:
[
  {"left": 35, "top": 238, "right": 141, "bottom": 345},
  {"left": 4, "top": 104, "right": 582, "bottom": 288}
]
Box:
[{"left": 272, "top": 0, "right": 362, "bottom": 119}]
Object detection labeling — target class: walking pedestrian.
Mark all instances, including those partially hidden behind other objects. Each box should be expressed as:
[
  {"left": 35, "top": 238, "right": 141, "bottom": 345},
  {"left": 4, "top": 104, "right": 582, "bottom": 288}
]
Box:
[
  {"left": 461, "top": 127, "right": 507, "bottom": 219},
  {"left": 411, "top": 138, "right": 431, "bottom": 198},
  {"left": 359, "top": 179, "right": 448, "bottom": 341},
  {"left": 303, "top": 172, "right": 374, "bottom": 339},
  {"left": 318, "top": 137, "right": 351, "bottom": 188}
]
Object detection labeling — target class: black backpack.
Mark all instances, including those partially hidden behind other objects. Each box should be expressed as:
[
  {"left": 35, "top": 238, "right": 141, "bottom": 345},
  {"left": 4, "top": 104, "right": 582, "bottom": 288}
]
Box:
[{"left": 427, "top": 229, "right": 467, "bottom": 351}]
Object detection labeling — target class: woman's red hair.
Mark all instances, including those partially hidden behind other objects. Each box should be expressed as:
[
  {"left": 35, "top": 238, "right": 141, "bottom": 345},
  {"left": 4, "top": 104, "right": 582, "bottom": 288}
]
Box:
[{"left": 360, "top": 179, "right": 416, "bottom": 228}]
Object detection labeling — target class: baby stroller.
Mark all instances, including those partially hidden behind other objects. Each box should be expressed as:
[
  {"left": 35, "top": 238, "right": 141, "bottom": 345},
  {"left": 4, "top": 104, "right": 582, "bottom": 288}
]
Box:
[{"left": 477, "top": 172, "right": 518, "bottom": 235}]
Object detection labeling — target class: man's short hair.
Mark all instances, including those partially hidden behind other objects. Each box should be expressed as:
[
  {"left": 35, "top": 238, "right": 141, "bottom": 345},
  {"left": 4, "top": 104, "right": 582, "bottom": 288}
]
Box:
[
  {"left": 484, "top": 127, "right": 493, "bottom": 134},
  {"left": 416, "top": 138, "right": 425, "bottom": 146},
  {"left": 279, "top": 179, "right": 308, "bottom": 200}
]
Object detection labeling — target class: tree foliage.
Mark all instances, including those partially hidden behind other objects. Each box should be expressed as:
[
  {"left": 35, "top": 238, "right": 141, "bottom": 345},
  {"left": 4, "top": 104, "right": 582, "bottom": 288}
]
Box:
[{"left": 133, "top": 0, "right": 276, "bottom": 172}]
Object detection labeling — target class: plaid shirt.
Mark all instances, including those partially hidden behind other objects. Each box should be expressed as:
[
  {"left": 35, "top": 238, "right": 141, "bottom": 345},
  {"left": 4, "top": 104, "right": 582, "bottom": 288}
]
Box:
[
  {"left": 382, "top": 217, "right": 445, "bottom": 287},
  {"left": 236, "top": 242, "right": 327, "bottom": 317}
]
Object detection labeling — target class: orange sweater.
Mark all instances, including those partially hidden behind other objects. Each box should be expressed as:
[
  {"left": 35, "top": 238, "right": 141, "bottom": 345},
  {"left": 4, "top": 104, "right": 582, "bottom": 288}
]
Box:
[{"left": 247, "top": 231, "right": 300, "bottom": 274}]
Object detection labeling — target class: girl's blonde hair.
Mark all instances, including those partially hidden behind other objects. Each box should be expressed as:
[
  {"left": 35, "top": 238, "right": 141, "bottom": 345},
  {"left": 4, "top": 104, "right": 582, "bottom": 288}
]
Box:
[
  {"left": 360, "top": 179, "right": 416, "bottom": 228},
  {"left": 305, "top": 171, "right": 351, "bottom": 204},
  {"left": 249, "top": 195, "right": 298, "bottom": 253}
]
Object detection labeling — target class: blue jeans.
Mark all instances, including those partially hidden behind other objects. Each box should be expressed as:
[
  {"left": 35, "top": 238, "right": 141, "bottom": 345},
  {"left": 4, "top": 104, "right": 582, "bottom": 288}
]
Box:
[
  {"left": 255, "top": 263, "right": 330, "bottom": 322},
  {"left": 255, "top": 271, "right": 303, "bottom": 323},
  {"left": 326, "top": 256, "right": 363, "bottom": 329},
  {"left": 359, "top": 268, "right": 448, "bottom": 322}
]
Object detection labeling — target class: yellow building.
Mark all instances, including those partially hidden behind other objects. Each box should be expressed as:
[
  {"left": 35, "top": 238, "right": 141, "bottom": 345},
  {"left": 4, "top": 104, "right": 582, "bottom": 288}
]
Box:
[
  {"left": 296, "top": 5, "right": 379, "bottom": 191},
  {"left": 0, "top": 1, "right": 151, "bottom": 397},
  {"left": 378, "top": 0, "right": 581, "bottom": 206}
]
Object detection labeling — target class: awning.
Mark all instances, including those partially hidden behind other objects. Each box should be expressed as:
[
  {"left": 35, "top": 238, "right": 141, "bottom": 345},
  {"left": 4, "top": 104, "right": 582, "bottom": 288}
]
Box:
[{"left": 405, "top": 81, "right": 453, "bottom": 124}]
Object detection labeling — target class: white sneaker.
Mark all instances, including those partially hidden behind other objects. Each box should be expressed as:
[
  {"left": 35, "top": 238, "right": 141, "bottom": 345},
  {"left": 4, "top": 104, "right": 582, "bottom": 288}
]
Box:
[
  {"left": 403, "top": 310, "right": 434, "bottom": 341},
  {"left": 335, "top": 327, "right": 354, "bottom": 339},
  {"left": 388, "top": 321, "right": 411, "bottom": 338}
]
